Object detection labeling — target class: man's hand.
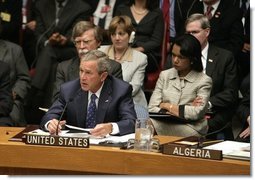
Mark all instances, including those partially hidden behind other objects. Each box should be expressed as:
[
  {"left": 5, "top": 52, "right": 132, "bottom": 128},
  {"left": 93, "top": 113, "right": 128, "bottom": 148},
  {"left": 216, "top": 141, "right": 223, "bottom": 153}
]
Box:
[
  {"left": 47, "top": 119, "right": 66, "bottom": 135},
  {"left": 239, "top": 127, "right": 250, "bottom": 139},
  {"left": 90, "top": 123, "right": 112, "bottom": 137},
  {"left": 48, "top": 32, "right": 67, "bottom": 46}
]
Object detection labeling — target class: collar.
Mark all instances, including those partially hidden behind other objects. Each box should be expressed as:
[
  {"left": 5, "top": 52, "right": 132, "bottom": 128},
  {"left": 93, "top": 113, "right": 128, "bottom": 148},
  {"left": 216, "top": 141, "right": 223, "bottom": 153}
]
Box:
[
  {"left": 88, "top": 82, "right": 105, "bottom": 99},
  {"left": 202, "top": 42, "right": 209, "bottom": 59},
  {"left": 107, "top": 46, "right": 133, "bottom": 62},
  {"left": 169, "top": 68, "right": 199, "bottom": 83},
  {"left": 203, "top": 0, "right": 220, "bottom": 15}
]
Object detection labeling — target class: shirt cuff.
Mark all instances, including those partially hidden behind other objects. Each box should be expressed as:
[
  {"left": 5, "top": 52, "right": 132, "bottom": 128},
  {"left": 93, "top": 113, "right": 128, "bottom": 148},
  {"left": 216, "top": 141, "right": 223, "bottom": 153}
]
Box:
[
  {"left": 44, "top": 40, "right": 49, "bottom": 46},
  {"left": 110, "top": 123, "right": 119, "bottom": 135},
  {"left": 44, "top": 120, "right": 52, "bottom": 131},
  {"left": 208, "top": 101, "right": 213, "bottom": 109}
]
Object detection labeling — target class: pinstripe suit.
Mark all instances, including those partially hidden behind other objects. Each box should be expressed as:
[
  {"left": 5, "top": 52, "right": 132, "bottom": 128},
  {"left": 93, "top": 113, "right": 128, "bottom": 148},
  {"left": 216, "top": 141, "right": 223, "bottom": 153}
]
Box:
[{"left": 148, "top": 68, "right": 212, "bottom": 137}]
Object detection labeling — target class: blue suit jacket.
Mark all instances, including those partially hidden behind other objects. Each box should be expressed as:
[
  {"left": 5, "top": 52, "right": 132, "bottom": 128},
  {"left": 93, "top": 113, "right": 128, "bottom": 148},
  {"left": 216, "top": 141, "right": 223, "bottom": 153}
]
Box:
[{"left": 40, "top": 76, "right": 136, "bottom": 135}]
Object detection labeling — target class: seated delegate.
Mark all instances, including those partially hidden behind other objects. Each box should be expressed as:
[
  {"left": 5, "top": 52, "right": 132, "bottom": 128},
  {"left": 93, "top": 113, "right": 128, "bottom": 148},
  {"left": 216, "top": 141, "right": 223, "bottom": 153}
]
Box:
[
  {"left": 40, "top": 50, "right": 136, "bottom": 137},
  {"left": 148, "top": 34, "right": 212, "bottom": 137}
]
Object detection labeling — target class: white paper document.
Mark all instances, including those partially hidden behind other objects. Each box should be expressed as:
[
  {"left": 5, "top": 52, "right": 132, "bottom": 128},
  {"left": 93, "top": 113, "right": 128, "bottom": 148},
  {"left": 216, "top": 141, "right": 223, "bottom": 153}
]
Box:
[{"left": 203, "top": 141, "right": 250, "bottom": 160}]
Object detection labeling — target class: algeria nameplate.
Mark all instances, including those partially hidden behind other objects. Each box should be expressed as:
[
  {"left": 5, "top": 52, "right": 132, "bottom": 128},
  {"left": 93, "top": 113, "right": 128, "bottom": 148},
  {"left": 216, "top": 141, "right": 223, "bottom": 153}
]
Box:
[
  {"left": 162, "top": 143, "right": 222, "bottom": 160},
  {"left": 25, "top": 134, "right": 89, "bottom": 148}
]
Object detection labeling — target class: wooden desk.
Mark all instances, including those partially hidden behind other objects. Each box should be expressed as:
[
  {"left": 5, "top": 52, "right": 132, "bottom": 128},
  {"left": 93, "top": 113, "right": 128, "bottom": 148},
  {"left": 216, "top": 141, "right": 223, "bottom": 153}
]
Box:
[{"left": 0, "top": 127, "right": 250, "bottom": 175}]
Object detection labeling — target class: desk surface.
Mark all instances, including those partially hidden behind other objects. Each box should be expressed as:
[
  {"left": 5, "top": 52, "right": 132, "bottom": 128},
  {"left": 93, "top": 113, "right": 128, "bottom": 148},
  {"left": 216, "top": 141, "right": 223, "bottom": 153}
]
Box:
[{"left": 0, "top": 127, "right": 250, "bottom": 175}]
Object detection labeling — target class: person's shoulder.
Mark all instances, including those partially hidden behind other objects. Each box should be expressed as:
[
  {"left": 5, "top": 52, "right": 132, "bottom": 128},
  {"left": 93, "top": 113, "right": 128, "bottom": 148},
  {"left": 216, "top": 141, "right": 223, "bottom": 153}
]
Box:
[
  {"left": 132, "top": 49, "right": 147, "bottom": 58},
  {"left": 209, "top": 44, "right": 234, "bottom": 58},
  {"left": 199, "top": 71, "right": 212, "bottom": 81},
  {"left": 108, "top": 75, "right": 130, "bottom": 87},
  {"left": 98, "top": 45, "right": 110, "bottom": 51},
  {"left": 61, "top": 78, "right": 80, "bottom": 89},
  {"left": 161, "top": 68, "right": 175, "bottom": 76},
  {"left": 58, "top": 58, "right": 75, "bottom": 67},
  {"left": 0, "top": 40, "right": 22, "bottom": 50}
]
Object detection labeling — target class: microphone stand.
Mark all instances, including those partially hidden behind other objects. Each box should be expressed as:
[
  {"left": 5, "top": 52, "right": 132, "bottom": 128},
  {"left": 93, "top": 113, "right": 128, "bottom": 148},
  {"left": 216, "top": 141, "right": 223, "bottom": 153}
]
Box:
[
  {"left": 56, "top": 98, "right": 73, "bottom": 135},
  {"left": 197, "top": 122, "right": 231, "bottom": 148}
]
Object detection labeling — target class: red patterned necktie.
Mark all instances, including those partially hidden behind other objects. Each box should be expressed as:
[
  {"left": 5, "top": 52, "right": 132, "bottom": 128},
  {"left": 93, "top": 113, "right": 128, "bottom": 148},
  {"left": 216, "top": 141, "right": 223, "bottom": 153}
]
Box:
[{"left": 205, "top": 5, "right": 214, "bottom": 20}]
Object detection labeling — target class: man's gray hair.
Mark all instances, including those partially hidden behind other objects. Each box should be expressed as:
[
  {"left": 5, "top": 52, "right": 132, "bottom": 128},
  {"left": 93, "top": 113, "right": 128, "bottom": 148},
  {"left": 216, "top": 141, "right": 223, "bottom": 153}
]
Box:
[
  {"left": 80, "top": 50, "right": 111, "bottom": 74},
  {"left": 185, "top": 13, "right": 211, "bottom": 29}
]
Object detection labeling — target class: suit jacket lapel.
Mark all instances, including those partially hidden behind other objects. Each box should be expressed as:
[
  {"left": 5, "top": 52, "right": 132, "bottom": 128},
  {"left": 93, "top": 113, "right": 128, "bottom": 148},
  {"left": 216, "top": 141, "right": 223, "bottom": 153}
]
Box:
[
  {"left": 97, "top": 78, "right": 112, "bottom": 124},
  {"left": 75, "top": 89, "right": 88, "bottom": 127},
  {"left": 206, "top": 45, "right": 218, "bottom": 77}
]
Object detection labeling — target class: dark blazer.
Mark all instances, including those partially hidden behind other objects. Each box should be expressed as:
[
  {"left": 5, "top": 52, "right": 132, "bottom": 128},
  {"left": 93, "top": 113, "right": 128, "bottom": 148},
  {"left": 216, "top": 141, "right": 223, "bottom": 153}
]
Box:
[
  {"left": 206, "top": 44, "right": 239, "bottom": 131},
  {"left": 51, "top": 56, "right": 123, "bottom": 102},
  {"left": 115, "top": 6, "right": 164, "bottom": 55},
  {"left": 0, "top": 61, "right": 13, "bottom": 126},
  {"left": 187, "top": 0, "right": 244, "bottom": 57},
  {"left": 0, "top": 40, "right": 31, "bottom": 126},
  {"left": 34, "top": 0, "right": 92, "bottom": 47},
  {"left": 0, "top": 40, "right": 31, "bottom": 100},
  {"left": 41, "top": 76, "right": 136, "bottom": 135},
  {"left": 115, "top": 5, "right": 164, "bottom": 72},
  {"left": 173, "top": 0, "right": 194, "bottom": 39}
]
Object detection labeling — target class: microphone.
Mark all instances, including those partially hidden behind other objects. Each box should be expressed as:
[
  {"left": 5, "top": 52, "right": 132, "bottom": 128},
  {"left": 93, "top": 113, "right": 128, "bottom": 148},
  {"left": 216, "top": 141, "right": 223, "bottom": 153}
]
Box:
[
  {"left": 56, "top": 98, "right": 74, "bottom": 135},
  {"left": 196, "top": 122, "right": 232, "bottom": 148}
]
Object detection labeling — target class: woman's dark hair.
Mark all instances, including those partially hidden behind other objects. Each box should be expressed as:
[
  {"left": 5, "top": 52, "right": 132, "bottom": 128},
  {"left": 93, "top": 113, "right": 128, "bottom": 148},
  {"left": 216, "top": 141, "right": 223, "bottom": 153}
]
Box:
[
  {"left": 172, "top": 34, "right": 203, "bottom": 72},
  {"left": 127, "top": 0, "right": 159, "bottom": 11}
]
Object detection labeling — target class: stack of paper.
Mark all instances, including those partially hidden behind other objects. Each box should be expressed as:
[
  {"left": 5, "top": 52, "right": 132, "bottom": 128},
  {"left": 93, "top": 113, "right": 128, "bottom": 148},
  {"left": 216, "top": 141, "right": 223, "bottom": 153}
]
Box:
[{"left": 203, "top": 141, "right": 250, "bottom": 161}]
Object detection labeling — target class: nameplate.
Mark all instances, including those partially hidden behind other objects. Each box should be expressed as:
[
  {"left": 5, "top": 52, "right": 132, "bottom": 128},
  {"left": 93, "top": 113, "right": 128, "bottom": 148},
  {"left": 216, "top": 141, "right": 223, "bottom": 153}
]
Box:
[
  {"left": 25, "top": 134, "right": 89, "bottom": 148},
  {"left": 162, "top": 144, "right": 222, "bottom": 160}
]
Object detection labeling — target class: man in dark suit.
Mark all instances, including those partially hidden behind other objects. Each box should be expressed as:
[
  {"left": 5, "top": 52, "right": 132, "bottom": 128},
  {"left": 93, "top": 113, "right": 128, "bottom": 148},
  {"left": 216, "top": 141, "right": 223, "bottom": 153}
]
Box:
[
  {"left": 186, "top": 0, "right": 244, "bottom": 59},
  {"left": 51, "top": 21, "right": 122, "bottom": 103},
  {"left": 30, "top": 0, "right": 92, "bottom": 107},
  {"left": 0, "top": 61, "right": 13, "bottom": 126},
  {"left": 0, "top": 18, "right": 31, "bottom": 126},
  {"left": 40, "top": 50, "right": 136, "bottom": 136},
  {"left": 185, "top": 14, "right": 239, "bottom": 140}
]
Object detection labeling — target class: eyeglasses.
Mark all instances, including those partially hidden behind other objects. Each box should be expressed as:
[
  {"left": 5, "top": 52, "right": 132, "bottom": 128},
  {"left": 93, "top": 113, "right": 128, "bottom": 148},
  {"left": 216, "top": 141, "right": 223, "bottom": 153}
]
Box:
[
  {"left": 186, "top": 29, "right": 204, "bottom": 35},
  {"left": 73, "top": 39, "right": 95, "bottom": 46}
]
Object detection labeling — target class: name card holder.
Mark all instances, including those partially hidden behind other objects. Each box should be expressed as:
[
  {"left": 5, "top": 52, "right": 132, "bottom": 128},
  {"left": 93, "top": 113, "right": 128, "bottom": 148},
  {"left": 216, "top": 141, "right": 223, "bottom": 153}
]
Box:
[
  {"left": 25, "top": 133, "right": 89, "bottom": 148},
  {"left": 162, "top": 136, "right": 222, "bottom": 160}
]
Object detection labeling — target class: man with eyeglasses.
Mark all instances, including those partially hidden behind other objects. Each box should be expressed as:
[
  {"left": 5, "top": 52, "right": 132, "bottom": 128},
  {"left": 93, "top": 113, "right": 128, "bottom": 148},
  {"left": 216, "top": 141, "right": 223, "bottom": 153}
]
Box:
[
  {"left": 185, "top": 13, "right": 238, "bottom": 140},
  {"left": 40, "top": 50, "right": 136, "bottom": 136},
  {"left": 186, "top": 0, "right": 244, "bottom": 60},
  {"left": 51, "top": 21, "right": 123, "bottom": 103}
]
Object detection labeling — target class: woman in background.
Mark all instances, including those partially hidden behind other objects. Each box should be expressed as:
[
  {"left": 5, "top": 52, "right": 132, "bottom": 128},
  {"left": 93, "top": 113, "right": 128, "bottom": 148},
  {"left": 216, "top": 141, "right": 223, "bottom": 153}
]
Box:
[
  {"left": 115, "top": 0, "right": 164, "bottom": 73},
  {"left": 148, "top": 34, "right": 212, "bottom": 137},
  {"left": 99, "top": 15, "right": 148, "bottom": 108}
]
